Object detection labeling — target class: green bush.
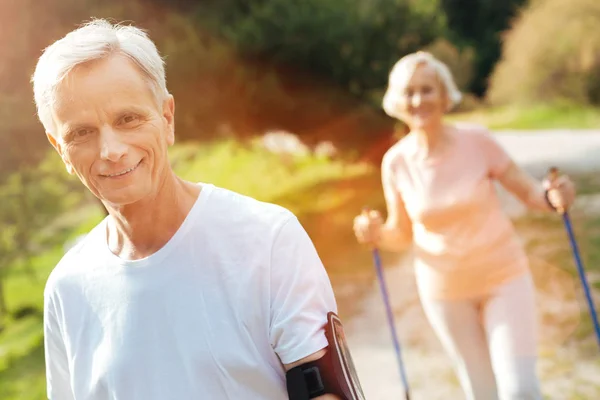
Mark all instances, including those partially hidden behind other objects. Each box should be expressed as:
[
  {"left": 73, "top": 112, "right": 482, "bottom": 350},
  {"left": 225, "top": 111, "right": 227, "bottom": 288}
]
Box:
[{"left": 488, "top": 0, "right": 600, "bottom": 105}]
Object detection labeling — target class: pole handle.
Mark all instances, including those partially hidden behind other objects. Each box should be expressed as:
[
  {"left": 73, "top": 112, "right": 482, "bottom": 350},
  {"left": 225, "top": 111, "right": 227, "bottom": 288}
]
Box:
[{"left": 545, "top": 166, "right": 566, "bottom": 214}]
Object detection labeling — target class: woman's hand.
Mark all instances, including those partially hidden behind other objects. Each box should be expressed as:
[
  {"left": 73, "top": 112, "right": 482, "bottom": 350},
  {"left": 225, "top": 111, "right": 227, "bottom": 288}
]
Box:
[
  {"left": 353, "top": 209, "right": 384, "bottom": 246},
  {"left": 543, "top": 169, "right": 576, "bottom": 212}
]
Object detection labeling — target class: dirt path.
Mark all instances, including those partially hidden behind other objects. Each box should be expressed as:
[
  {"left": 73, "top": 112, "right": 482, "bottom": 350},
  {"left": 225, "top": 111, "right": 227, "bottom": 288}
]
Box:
[{"left": 344, "top": 130, "right": 600, "bottom": 399}]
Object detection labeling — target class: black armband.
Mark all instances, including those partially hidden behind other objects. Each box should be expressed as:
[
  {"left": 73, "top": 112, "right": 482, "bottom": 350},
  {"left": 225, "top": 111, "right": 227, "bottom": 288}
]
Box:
[{"left": 286, "top": 312, "right": 365, "bottom": 400}]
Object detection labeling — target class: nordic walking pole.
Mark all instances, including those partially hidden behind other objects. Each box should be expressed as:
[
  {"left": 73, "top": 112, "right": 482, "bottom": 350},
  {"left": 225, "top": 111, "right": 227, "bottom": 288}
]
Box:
[
  {"left": 547, "top": 167, "right": 600, "bottom": 350},
  {"left": 362, "top": 208, "right": 411, "bottom": 399}
]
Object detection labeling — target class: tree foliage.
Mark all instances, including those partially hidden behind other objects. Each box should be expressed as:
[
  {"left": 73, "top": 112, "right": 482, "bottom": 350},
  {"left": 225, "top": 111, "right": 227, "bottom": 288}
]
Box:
[
  {"left": 488, "top": 0, "right": 600, "bottom": 105},
  {"left": 440, "top": 0, "right": 527, "bottom": 96},
  {"left": 197, "top": 0, "right": 447, "bottom": 99},
  {"left": 0, "top": 153, "right": 84, "bottom": 318}
]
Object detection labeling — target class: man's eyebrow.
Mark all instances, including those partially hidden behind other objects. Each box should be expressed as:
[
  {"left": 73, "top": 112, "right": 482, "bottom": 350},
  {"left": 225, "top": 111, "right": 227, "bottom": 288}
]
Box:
[
  {"left": 116, "top": 105, "right": 149, "bottom": 114},
  {"left": 112, "top": 106, "right": 149, "bottom": 119}
]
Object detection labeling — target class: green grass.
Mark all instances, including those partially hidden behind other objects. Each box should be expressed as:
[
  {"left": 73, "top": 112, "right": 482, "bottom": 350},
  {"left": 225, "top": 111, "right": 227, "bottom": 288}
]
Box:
[
  {"left": 447, "top": 103, "right": 600, "bottom": 130},
  {"left": 0, "top": 342, "right": 46, "bottom": 400},
  {"left": 0, "top": 316, "right": 43, "bottom": 369}
]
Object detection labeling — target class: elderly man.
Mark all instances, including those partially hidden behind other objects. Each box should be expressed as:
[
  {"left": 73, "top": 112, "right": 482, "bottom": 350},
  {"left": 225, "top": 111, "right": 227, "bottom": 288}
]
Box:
[{"left": 33, "top": 19, "right": 364, "bottom": 400}]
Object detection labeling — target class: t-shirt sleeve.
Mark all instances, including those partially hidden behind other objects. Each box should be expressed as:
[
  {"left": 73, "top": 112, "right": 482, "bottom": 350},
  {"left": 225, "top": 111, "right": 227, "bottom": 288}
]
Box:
[
  {"left": 268, "top": 214, "right": 338, "bottom": 365},
  {"left": 477, "top": 129, "right": 512, "bottom": 178},
  {"left": 44, "top": 286, "right": 75, "bottom": 400}
]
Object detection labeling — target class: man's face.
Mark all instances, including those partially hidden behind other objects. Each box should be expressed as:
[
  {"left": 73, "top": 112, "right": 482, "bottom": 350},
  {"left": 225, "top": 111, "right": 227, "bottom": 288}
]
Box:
[{"left": 48, "top": 53, "right": 175, "bottom": 206}]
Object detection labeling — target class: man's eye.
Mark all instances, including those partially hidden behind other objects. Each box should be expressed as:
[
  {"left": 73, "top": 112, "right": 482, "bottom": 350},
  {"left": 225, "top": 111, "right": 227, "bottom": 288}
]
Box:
[
  {"left": 120, "top": 114, "right": 140, "bottom": 125},
  {"left": 74, "top": 129, "right": 92, "bottom": 138}
]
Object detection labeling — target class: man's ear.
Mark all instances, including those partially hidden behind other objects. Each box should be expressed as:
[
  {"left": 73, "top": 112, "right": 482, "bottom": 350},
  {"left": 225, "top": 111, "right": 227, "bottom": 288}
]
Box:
[
  {"left": 163, "top": 94, "right": 175, "bottom": 146},
  {"left": 46, "top": 132, "right": 75, "bottom": 175}
]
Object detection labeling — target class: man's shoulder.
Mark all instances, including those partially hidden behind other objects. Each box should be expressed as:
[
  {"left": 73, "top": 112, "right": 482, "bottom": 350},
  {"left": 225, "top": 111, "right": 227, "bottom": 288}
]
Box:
[
  {"left": 202, "top": 184, "right": 296, "bottom": 230},
  {"left": 44, "top": 219, "right": 107, "bottom": 298}
]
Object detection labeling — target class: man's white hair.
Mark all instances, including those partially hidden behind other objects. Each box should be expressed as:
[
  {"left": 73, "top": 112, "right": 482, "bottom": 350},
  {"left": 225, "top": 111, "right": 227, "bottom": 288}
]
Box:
[
  {"left": 32, "top": 19, "right": 169, "bottom": 136},
  {"left": 382, "top": 51, "right": 462, "bottom": 119}
]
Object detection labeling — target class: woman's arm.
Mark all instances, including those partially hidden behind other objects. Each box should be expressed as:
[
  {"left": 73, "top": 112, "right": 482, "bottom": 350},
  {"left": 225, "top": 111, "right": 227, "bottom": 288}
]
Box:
[
  {"left": 496, "top": 161, "right": 575, "bottom": 212},
  {"left": 475, "top": 129, "right": 575, "bottom": 212},
  {"left": 376, "top": 157, "right": 413, "bottom": 252},
  {"left": 496, "top": 161, "right": 555, "bottom": 212}
]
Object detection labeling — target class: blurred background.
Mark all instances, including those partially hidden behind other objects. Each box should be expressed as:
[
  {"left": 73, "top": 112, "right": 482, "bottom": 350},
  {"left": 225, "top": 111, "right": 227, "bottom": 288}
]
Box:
[{"left": 1, "top": 0, "right": 600, "bottom": 398}]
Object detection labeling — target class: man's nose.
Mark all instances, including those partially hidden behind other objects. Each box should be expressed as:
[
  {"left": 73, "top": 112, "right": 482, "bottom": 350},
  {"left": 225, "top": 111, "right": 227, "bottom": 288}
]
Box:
[{"left": 99, "top": 127, "right": 127, "bottom": 162}]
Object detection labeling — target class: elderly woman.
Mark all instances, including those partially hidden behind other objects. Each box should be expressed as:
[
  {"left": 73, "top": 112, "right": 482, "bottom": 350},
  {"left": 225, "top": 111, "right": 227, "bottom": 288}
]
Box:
[{"left": 353, "top": 51, "right": 575, "bottom": 400}]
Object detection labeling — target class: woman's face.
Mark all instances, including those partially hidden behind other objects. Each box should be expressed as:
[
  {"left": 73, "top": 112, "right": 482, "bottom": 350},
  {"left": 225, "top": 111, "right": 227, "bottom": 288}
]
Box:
[{"left": 390, "top": 63, "right": 448, "bottom": 131}]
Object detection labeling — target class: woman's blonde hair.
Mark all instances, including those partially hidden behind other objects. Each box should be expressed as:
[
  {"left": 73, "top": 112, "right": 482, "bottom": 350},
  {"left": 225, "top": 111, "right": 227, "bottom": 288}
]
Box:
[{"left": 382, "top": 51, "right": 462, "bottom": 119}]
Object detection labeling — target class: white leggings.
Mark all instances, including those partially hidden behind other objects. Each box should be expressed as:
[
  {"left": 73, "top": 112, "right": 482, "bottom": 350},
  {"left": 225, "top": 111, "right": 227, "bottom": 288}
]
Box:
[{"left": 420, "top": 273, "right": 543, "bottom": 400}]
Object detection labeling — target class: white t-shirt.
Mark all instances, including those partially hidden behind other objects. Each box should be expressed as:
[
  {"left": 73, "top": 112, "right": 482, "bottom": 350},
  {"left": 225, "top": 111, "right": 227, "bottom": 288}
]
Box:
[{"left": 44, "top": 183, "right": 337, "bottom": 400}]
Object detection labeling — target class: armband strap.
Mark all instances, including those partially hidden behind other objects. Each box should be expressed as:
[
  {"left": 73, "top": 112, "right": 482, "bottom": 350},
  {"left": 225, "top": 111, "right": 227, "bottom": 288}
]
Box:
[{"left": 286, "top": 312, "right": 366, "bottom": 400}]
